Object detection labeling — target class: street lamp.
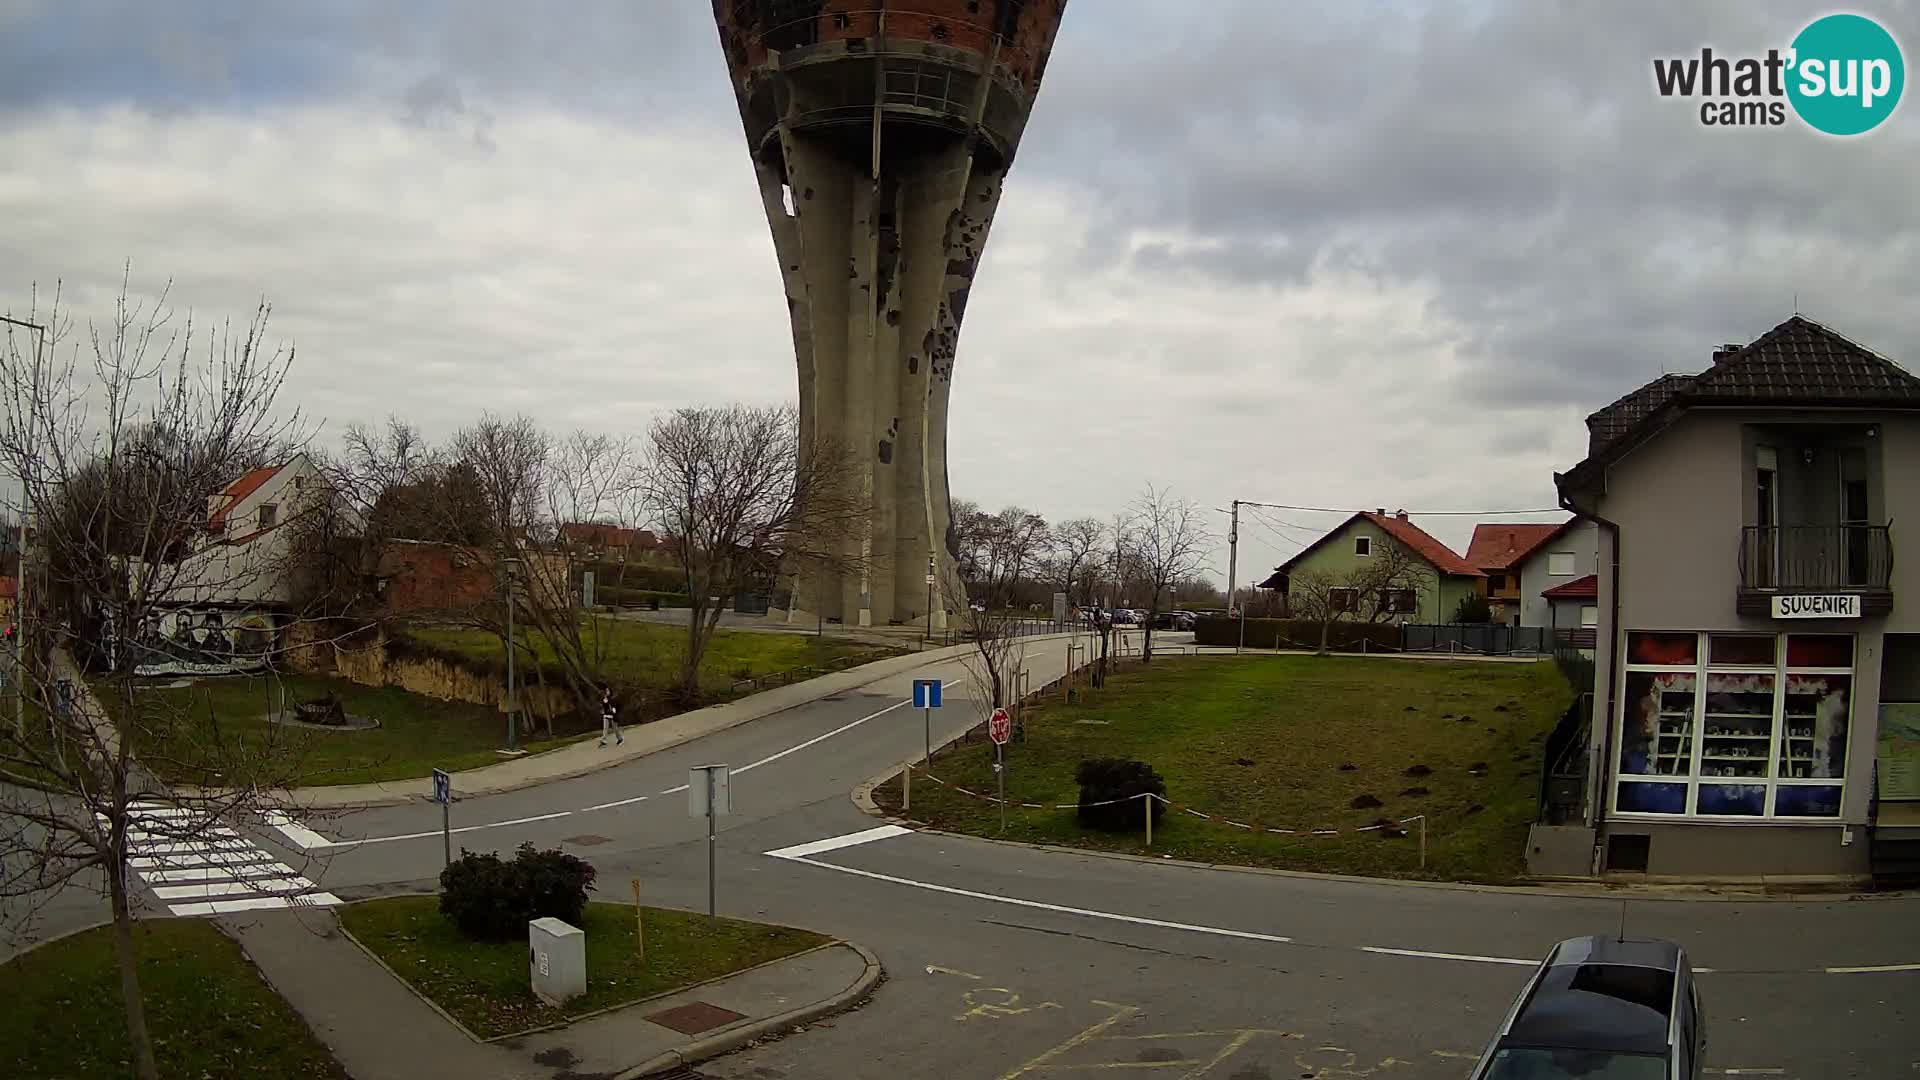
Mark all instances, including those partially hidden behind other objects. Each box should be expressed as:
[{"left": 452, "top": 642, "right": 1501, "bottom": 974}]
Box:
[
  {"left": 499, "top": 555, "right": 522, "bottom": 752},
  {"left": 1, "top": 315, "right": 47, "bottom": 739}
]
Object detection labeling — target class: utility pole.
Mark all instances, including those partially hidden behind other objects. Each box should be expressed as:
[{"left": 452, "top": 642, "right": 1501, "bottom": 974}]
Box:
[
  {"left": 2, "top": 316, "right": 46, "bottom": 738},
  {"left": 924, "top": 551, "right": 935, "bottom": 645},
  {"left": 1225, "top": 500, "right": 1240, "bottom": 655},
  {"left": 501, "top": 556, "right": 521, "bottom": 752}
]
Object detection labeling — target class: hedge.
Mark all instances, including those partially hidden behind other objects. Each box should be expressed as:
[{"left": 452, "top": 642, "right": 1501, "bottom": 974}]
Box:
[
  {"left": 594, "top": 585, "right": 690, "bottom": 609},
  {"left": 1191, "top": 616, "right": 1401, "bottom": 652},
  {"left": 585, "top": 563, "right": 690, "bottom": 593}
]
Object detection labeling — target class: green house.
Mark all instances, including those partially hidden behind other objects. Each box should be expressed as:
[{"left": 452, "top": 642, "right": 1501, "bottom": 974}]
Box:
[{"left": 1257, "top": 510, "right": 1484, "bottom": 624}]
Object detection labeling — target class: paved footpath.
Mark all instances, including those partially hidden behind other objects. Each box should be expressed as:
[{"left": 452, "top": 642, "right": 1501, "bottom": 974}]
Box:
[{"left": 222, "top": 902, "right": 875, "bottom": 1080}]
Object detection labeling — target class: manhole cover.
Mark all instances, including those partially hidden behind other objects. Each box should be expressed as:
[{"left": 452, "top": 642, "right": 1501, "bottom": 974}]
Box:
[
  {"left": 646, "top": 1001, "right": 747, "bottom": 1035},
  {"left": 563, "top": 834, "right": 610, "bottom": 846}
]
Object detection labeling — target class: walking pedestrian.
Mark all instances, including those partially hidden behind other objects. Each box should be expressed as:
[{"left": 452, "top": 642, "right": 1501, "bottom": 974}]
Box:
[{"left": 598, "top": 685, "right": 624, "bottom": 747}]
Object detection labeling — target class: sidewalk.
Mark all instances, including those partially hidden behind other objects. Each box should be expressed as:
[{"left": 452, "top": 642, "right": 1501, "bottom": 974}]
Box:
[
  {"left": 221, "top": 905, "right": 879, "bottom": 1080},
  {"left": 281, "top": 632, "right": 1081, "bottom": 810}
]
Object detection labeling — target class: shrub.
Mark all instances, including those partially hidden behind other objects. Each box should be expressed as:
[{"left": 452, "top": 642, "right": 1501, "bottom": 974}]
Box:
[
  {"left": 1075, "top": 758, "right": 1167, "bottom": 832},
  {"left": 439, "top": 842, "right": 597, "bottom": 941},
  {"left": 1451, "top": 592, "right": 1493, "bottom": 624}
]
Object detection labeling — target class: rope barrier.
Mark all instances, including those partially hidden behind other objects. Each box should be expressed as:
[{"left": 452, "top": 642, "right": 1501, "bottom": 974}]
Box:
[{"left": 902, "top": 765, "right": 1427, "bottom": 837}]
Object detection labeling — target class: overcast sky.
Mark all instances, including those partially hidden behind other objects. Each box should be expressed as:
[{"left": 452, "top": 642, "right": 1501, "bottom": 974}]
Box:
[{"left": 3, "top": 1, "right": 1916, "bottom": 584}]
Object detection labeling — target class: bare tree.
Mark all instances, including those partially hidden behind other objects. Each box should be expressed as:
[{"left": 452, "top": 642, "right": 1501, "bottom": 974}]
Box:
[
  {"left": 640, "top": 404, "right": 862, "bottom": 704},
  {"left": 0, "top": 274, "right": 323, "bottom": 1080},
  {"left": 983, "top": 506, "right": 1050, "bottom": 609},
  {"left": 960, "top": 607, "right": 1024, "bottom": 714},
  {"left": 1124, "top": 487, "right": 1213, "bottom": 663},
  {"left": 1051, "top": 517, "right": 1105, "bottom": 608}
]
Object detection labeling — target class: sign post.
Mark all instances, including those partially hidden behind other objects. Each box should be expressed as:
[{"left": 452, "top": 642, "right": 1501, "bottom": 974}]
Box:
[
  {"left": 431, "top": 768, "right": 453, "bottom": 866},
  {"left": 912, "top": 678, "right": 942, "bottom": 762},
  {"left": 989, "top": 707, "right": 1012, "bottom": 833},
  {"left": 689, "top": 765, "right": 732, "bottom": 920}
]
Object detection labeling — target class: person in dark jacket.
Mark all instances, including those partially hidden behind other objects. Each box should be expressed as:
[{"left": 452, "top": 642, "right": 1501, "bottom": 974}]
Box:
[{"left": 598, "top": 685, "right": 624, "bottom": 747}]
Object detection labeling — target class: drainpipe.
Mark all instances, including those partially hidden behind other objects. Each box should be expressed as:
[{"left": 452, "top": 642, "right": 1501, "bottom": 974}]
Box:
[{"left": 1564, "top": 492, "right": 1621, "bottom": 869}]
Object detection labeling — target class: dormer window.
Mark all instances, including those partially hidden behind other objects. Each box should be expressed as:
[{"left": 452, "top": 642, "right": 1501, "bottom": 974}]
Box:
[{"left": 258, "top": 504, "right": 277, "bottom": 529}]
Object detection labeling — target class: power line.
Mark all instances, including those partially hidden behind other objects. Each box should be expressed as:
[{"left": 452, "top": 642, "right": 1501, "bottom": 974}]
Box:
[{"left": 1235, "top": 499, "right": 1565, "bottom": 518}]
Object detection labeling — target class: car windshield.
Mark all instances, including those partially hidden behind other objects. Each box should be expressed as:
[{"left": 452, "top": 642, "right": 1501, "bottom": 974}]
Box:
[{"left": 1486, "top": 1047, "right": 1668, "bottom": 1079}]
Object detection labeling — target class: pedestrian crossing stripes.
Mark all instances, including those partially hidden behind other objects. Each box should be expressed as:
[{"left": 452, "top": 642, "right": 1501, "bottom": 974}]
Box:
[{"left": 106, "top": 802, "right": 340, "bottom": 917}]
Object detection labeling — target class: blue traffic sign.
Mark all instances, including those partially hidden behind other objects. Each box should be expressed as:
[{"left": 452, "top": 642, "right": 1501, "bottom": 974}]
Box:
[
  {"left": 912, "top": 678, "right": 943, "bottom": 709},
  {"left": 431, "top": 768, "right": 452, "bottom": 805}
]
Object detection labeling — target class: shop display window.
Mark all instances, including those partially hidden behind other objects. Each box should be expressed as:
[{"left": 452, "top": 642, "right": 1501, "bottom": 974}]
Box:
[{"left": 1614, "top": 631, "right": 1854, "bottom": 820}]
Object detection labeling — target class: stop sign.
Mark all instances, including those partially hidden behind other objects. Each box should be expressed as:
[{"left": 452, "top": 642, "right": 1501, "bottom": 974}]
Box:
[{"left": 988, "top": 708, "right": 1012, "bottom": 745}]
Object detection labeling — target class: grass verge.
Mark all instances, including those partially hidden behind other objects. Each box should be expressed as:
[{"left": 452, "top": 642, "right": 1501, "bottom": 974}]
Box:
[
  {"left": 339, "top": 896, "right": 832, "bottom": 1039},
  {"left": 406, "top": 618, "right": 896, "bottom": 699},
  {"left": 0, "top": 919, "right": 346, "bottom": 1080},
  {"left": 121, "top": 674, "right": 597, "bottom": 787},
  {"left": 876, "top": 654, "right": 1574, "bottom": 883}
]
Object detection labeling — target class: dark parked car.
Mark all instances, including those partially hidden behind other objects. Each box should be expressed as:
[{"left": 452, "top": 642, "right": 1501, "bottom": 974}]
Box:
[
  {"left": 1469, "top": 936, "right": 1704, "bottom": 1080},
  {"left": 1150, "top": 610, "right": 1195, "bottom": 630}
]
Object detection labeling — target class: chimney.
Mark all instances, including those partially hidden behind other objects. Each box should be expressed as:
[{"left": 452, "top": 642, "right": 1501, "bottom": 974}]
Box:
[
  {"left": 1712, "top": 343, "right": 1743, "bottom": 366},
  {"left": 1395, "top": 510, "right": 1409, "bottom": 522},
  {"left": 1374, "top": 507, "right": 1386, "bottom": 516}
]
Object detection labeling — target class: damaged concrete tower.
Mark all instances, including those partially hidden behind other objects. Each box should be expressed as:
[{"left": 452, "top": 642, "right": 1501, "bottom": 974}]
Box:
[{"left": 713, "top": 1, "right": 1068, "bottom": 628}]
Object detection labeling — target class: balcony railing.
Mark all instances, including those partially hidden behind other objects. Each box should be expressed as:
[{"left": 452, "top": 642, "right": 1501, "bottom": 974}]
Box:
[{"left": 1738, "top": 525, "right": 1893, "bottom": 592}]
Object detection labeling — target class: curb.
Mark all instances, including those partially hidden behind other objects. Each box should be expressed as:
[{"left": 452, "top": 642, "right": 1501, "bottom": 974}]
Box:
[
  {"left": 327, "top": 893, "right": 886, "bottom": 1071},
  {"left": 260, "top": 634, "right": 1081, "bottom": 810},
  {"left": 613, "top": 941, "right": 885, "bottom": 1080},
  {"left": 850, "top": 772, "right": 1910, "bottom": 904}
]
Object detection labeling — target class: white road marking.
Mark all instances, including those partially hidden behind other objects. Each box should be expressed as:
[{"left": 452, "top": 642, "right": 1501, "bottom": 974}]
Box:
[
  {"left": 736, "top": 678, "right": 962, "bottom": 776},
  {"left": 1825, "top": 962, "right": 1920, "bottom": 974},
  {"left": 130, "top": 840, "right": 253, "bottom": 857},
  {"left": 131, "top": 849, "right": 281, "bottom": 871},
  {"left": 582, "top": 795, "right": 649, "bottom": 811},
  {"left": 319, "top": 810, "right": 574, "bottom": 850},
  {"left": 263, "top": 810, "right": 333, "bottom": 850},
  {"left": 1358, "top": 946, "right": 1536, "bottom": 967},
  {"left": 167, "top": 892, "right": 341, "bottom": 917},
  {"left": 143, "top": 862, "right": 295, "bottom": 884},
  {"left": 152, "top": 877, "right": 317, "bottom": 901},
  {"left": 769, "top": 848, "right": 1293, "bottom": 945},
  {"left": 764, "top": 825, "right": 912, "bottom": 860},
  {"left": 660, "top": 784, "right": 690, "bottom": 795}
]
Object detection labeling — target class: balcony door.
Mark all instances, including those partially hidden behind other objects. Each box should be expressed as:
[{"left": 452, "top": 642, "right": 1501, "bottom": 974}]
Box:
[
  {"left": 1755, "top": 446, "right": 1778, "bottom": 588},
  {"left": 1841, "top": 447, "right": 1869, "bottom": 587}
]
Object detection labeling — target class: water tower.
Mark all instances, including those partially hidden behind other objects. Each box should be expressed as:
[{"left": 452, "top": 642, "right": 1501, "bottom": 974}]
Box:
[{"left": 713, "top": 1, "right": 1069, "bottom": 628}]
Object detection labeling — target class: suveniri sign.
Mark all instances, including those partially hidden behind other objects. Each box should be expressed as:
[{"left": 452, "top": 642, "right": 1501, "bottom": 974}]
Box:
[{"left": 1771, "top": 594, "right": 1862, "bottom": 619}]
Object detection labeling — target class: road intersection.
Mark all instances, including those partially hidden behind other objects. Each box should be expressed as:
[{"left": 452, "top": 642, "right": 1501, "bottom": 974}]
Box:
[{"left": 26, "top": 632, "right": 1920, "bottom": 1077}]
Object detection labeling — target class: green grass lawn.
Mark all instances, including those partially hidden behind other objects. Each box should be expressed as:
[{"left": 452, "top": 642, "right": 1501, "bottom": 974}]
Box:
[
  {"left": 877, "top": 654, "right": 1574, "bottom": 883},
  {"left": 120, "top": 674, "right": 598, "bottom": 787},
  {"left": 0, "top": 919, "right": 346, "bottom": 1080},
  {"left": 340, "top": 896, "right": 831, "bottom": 1039},
  {"left": 406, "top": 617, "right": 896, "bottom": 699}
]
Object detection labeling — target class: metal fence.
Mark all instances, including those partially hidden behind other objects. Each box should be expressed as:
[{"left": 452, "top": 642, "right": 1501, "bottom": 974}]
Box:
[{"left": 1400, "top": 623, "right": 1553, "bottom": 656}]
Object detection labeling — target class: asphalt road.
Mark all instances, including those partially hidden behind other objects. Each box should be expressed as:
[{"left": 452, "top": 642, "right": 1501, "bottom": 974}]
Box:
[{"left": 17, "top": 632, "right": 1920, "bottom": 1078}]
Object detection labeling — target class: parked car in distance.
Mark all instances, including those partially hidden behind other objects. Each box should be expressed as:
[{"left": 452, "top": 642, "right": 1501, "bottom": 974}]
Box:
[
  {"left": 1469, "top": 936, "right": 1704, "bottom": 1080},
  {"left": 1150, "top": 610, "right": 1195, "bottom": 630},
  {"left": 1110, "top": 608, "right": 1137, "bottom": 625}
]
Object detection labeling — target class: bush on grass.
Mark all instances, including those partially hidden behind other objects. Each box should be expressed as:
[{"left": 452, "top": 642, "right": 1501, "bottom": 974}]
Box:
[
  {"left": 1075, "top": 758, "right": 1166, "bottom": 832},
  {"left": 439, "top": 842, "right": 597, "bottom": 941}
]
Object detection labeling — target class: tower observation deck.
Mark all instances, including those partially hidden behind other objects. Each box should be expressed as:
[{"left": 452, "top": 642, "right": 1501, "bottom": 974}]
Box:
[{"left": 713, "top": 2, "right": 1068, "bottom": 628}]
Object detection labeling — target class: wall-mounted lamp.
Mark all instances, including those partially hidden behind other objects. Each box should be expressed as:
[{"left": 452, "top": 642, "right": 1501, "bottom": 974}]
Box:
[{"left": 1802, "top": 448, "right": 1816, "bottom": 466}]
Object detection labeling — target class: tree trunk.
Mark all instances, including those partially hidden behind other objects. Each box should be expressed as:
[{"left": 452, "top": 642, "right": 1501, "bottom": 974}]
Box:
[
  {"left": 1318, "top": 617, "right": 1331, "bottom": 655},
  {"left": 109, "top": 831, "right": 160, "bottom": 1080}
]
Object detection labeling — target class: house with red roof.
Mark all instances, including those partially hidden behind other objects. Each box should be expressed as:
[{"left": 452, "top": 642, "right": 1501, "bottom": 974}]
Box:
[
  {"left": 1465, "top": 518, "right": 1601, "bottom": 633},
  {"left": 1257, "top": 509, "right": 1484, "bottom": 624}
]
